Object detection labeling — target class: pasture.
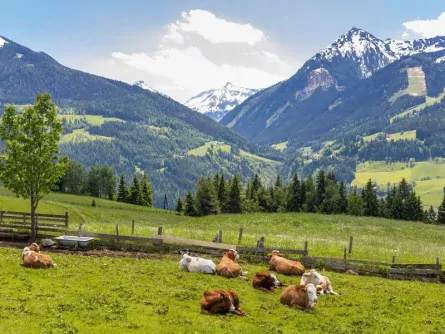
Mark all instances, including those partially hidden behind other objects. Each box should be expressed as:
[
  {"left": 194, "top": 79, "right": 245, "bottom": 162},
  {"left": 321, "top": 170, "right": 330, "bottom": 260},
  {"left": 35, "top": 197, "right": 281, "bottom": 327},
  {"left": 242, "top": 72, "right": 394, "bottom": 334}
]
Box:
[
  {"left": 0, "top": 188, "right": 445, "bottom": 264},
  {"left": 60, "top": 128, "right": 114, "bottom": 143},
  {"left": 1, "top": 247, "right": 444, "bottom": 333}
]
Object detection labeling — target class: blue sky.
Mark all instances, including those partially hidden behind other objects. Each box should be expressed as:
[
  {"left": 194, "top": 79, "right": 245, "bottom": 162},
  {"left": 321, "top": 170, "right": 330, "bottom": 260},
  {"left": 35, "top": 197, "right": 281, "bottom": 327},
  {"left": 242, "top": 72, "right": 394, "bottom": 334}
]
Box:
[{"left": 1, "top": 1, "right": 445, "bottom": 101}]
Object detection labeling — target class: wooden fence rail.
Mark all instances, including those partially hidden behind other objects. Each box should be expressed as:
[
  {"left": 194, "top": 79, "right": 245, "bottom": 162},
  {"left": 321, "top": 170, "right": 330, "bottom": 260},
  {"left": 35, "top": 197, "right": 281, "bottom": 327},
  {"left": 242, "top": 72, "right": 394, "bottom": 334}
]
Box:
[{"left": 0, "top": 210, "right": 69, "bottom": 234}]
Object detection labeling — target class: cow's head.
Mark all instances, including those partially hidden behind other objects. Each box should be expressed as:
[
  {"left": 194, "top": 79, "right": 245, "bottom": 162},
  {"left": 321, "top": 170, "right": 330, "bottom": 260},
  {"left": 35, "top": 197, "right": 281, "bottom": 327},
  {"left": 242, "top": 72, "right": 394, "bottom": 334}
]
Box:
[
  {"left": 207, "top": 291, "right": 236, "bottom": 313},
  {"left": 179, "top": 253, "right": 192, "bottom": 270},
  {"left": 21, "top": 247, "right": 32, "bottom": 260},
  {"left": 224, "top": 249, "right": 239, "bottom": 262},
  {"left": 269, "top": 273, "right": 281, "bottom": 286},
  {"left": 303, "top": 269, "right": 324, "bottom": 286},
  {"left": 28, "top": 243, "right": 40, "bottom": 253},
  {"left": 268, "top": 250, "right": 284, "bottom": 258},
  {"left": 301, "top": 283, "right": 320, "bottom": 309}
]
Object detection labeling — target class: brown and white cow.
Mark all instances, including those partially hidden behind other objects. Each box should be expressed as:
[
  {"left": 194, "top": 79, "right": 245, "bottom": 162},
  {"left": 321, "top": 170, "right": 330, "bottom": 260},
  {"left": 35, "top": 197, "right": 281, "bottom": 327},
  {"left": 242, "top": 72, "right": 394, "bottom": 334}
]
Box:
[
  {"left": 216, "top": 249, "right": 246, "bottom": 278},
  {"left": 252, "top": 272, "right": 283, "bottom": 292},
  {"left": 200, "top": 290, "right": 246, "bottom": 316},
  {"left": 300, "top": 269, "right": 339, "bottom": 295},
  {"left": 268, "top": 250, "right": 305, "bottom": 276},
  {"left": 280, "top": 284, "right": 322, "bottom": 310},
  {"left": 21, "top": 244, "right": 56, "bottom": 269}
]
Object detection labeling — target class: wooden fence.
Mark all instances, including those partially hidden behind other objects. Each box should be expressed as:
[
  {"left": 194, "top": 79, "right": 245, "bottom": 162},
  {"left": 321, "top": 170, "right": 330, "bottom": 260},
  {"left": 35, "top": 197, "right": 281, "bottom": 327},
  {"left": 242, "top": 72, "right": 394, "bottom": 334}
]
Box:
[
  {"left": 0, "top": 219, "right": 443, "bottom": 283},
  {"left": 0, "top": 210, "right": 69, "bottom": 238}
]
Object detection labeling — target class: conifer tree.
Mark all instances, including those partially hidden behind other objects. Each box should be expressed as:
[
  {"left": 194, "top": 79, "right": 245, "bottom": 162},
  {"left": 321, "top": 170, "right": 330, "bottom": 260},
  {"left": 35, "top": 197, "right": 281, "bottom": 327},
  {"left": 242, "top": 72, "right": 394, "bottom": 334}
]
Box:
[
  {"left": 196, "top": 177, "right": 218, "bottom": 216},
  {"left": 218, "top": 174, "right": 228, "bottom": 213},
  {"left": 140, "top": 173, "right": 153, "bottom": 207},
  {"left": 274, "top": 175, "right": 283, "bottom": 189},
  {"left": 175, "top": 196, "right": 183, "bottom": 214},
  {"left": 304, "top": 176, "right": 317, "bottom": 213},
  {"left": 228, "top": 175, "right": 242, "bottom": 213},
  {"left": 347, "top": 188, "right": 364, "bottom": 216},
  {"left": 316, "top": 170, "right": 326, "bottom": 206},
  {"left": 129, "top": 175, "right": 141, "bottom": 205},
  {"left": 427, "top": 205, "right": 436, "bottom": 224},
  {"left": 252, "top": 173, "right": 262, "bottom": 193},
  {"left": 163, "top": 193, "right": 169, "bottom": 210},
  {"left": 117, "top": 174, "right": 127, "bottom": 203},
  {"left": 362, "top": 179, "right": 378, "bottom": 216},
  {"left": 184, "top": 191, "right": 197, "bottom": 217},
  {"left": 286, "top": 173, "right": 301, "bottom": 212},
  {"left": 213, "top": 173, "right": 220, "bottom": 194},
  {"left": 437, "top": 195, "right": 445, "bottom": 224},
  {"left": 338, "top": 181, "right": 348, "bottom": 213}
]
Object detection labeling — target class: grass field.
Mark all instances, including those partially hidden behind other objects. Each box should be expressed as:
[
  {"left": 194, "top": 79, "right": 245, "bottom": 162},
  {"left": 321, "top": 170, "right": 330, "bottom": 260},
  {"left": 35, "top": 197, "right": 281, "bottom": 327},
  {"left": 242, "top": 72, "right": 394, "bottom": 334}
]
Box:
[
  {"left": 389, "top": 67, "right": 427, "bottom": 103},
  {"left": 1, "top": 188, "right": 445, "bottom": 264},
  {"left": 60, "top": 129, "right": 114, "bottom": 143},
  {"left": 353, "top": 161, "right": 445, "bottom": 207},
  {"left": 271, "top": 141, "right": 288, "bottom": 151},
  {"left": 390, "top": 90, "right": 445, "bottom": 123},
  {"left": 363, "top": 130, "right": 416, "bottom": 143},
  {"left": 1, "top": 247, "right": 444, "bottom": 333},
  {"left": 59, "top": 114, "right": 124, "bottom": 126}
]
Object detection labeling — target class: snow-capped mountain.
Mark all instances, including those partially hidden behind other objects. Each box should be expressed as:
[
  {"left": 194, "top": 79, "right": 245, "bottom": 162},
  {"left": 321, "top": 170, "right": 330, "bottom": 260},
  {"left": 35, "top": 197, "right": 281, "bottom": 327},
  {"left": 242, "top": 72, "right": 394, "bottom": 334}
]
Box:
[
  {"left": 133, "top": 80, "right": 168, "bottom": 97},
  {"left": 185, "top": 82, "right": 260, "bottom": 121}
]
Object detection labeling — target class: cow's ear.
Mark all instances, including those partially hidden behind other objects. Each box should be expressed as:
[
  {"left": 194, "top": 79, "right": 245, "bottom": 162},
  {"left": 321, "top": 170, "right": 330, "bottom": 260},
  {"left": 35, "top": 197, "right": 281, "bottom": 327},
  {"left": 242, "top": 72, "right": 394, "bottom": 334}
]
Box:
[
  {"left": 300, "top": 288, "right": 307, "bottom": 293},
  {"left": 186, "top": 257, "right": 192, "bottom": 263}
]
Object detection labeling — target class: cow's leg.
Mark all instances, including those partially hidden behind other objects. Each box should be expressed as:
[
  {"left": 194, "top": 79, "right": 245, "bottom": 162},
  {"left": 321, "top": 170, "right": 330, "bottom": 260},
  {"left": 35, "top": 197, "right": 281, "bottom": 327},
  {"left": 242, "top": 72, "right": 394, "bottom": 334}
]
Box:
[
  {"left": 289, "top": 301, "right": 306, "bottom": 310},
  {"left": 326, "top": 279, "right": 339, "bottom": 295},
  {"left": 258, "top": 287, "right": 271, "bottom": 293},
  {"left": 232, "top": 308, "right": 246, "bottom": 316}
]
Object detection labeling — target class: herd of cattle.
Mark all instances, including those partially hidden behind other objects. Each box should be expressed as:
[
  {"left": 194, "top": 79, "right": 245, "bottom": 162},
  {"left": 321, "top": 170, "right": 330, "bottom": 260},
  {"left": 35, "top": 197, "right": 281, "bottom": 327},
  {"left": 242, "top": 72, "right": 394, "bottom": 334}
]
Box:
[{"left": 20, "top": 244, "right": 339, "bottom": 315}]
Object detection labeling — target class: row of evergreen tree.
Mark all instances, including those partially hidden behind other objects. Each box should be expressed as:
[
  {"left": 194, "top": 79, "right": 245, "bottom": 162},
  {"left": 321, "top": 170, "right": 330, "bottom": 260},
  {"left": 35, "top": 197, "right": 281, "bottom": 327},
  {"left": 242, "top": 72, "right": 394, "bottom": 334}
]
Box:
[
  {"left": 116, "top": 173, "right": 154, "bottom": 207},
  {"left": 175, "top": 170, "right": 444, "bottom": 224}
]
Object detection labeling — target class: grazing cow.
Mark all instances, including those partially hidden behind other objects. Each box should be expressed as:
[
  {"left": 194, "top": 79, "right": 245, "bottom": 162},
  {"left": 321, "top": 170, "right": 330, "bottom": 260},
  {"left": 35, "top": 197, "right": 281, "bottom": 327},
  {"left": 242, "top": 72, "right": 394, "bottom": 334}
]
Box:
[
  {"left": 300, "top": 269, "right": 339, "bottom": 295},
  {"left": 268, "top": 250, "right": 305, "bottom": 276},
  {"left": 200, "top": 290, "right": 246, "bottom": 316},
  {"left": 21, "top": 246, "right": 56, "bottom": 269},
  {"left": 252, "top": 272, "right": 283, "bottom": 292},
  {"left": 280, "top": 284, "right": 321, "bottom": 310},
  {"left": 179, "top": 250, "right": 216, "bottom": 274},
  {"left": 216, "top": 249, "right": 246, "bottom": 278}
]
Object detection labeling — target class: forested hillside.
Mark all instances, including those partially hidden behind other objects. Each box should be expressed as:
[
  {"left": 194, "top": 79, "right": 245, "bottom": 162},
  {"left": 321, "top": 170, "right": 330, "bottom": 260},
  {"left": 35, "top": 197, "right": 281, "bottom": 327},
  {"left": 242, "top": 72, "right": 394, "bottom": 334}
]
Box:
[{"left": 0, "top": 36, "right": 281, "bottom": 206}]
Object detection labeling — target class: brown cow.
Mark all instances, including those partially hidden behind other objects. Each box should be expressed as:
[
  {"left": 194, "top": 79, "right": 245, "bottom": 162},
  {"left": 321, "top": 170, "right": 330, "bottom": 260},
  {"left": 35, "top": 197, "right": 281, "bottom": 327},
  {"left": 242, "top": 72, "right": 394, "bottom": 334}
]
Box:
[
  {"left": 252, "top": 272, "right": 283, "bottom": 292},
  {"left": 200, "top": 290, "right": 246, "bottom": 316},
  {"left": 216, "top": 249, "right": 246, "bottom": 278},
  {"left": 280, "top": 284, "right": 322, "bottom": 310},
  {"left": 21, "top": 245, "right": 56, "bottom": 269},
  {"left": 268, "top": 250, "right": 305, "bottom": 276}
]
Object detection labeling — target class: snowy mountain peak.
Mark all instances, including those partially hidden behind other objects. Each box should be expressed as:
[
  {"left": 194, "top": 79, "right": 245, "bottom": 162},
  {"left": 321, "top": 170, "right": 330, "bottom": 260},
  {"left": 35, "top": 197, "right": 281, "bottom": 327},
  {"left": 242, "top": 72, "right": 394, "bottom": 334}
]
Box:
[
  {"left": 0, "top": 36, "right": 9, "bottom": 48},
  {"left": 185, "top": 83, "right": 261, "bottom": 121},
  {"left": 133, "top": 80, "right": 168, "bottom": 97}
]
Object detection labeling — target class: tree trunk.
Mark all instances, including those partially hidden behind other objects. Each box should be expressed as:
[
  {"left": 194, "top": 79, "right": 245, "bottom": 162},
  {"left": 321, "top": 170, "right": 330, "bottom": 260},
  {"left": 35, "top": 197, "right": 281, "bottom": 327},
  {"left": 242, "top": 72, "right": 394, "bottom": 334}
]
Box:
[{"left": 29, "top": 199, "right": 37, "bottom": 243}]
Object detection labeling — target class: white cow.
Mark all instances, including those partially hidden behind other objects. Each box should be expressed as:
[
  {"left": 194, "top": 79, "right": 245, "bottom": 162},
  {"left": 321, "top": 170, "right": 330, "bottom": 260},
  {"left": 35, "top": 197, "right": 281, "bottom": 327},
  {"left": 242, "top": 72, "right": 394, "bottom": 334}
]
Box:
[
  {"left": 179, "top": 250, "right": 216, "bottom": 275},
  {"left": 300, "top": 269, "right": 339, "bottom": 295}
]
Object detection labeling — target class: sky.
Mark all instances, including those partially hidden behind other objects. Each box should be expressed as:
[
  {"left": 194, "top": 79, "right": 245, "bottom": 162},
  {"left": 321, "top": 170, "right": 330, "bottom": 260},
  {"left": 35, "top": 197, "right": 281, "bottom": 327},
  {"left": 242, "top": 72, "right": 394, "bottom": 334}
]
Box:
[{"left": 1, "top": 0, "right": 445, "bottom": 102}]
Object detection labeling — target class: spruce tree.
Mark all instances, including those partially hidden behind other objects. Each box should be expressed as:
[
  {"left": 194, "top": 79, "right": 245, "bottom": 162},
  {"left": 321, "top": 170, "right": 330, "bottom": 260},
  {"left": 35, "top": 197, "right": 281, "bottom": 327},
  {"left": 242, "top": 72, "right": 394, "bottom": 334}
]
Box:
[
  {"left": 304, "top": 176, "right": 317, "bottom": 213},
  {"left": 117, "top": 174, "right": 127, "bottom": 203},
  {"left": 437, "top": 195, "right": 445, "bottom": 224},
  {"left": 175, "top": 197, "right": 183, "bottom": 214},
  {"left": 427, "top": 205, "right": 436, "bottom": 224},
  {"left": 218, "top": 174, "right": 228, "bottom": 213},
  {"left": 129, "top": 175, "right": 141, "bottom": 205},
  {"left": 316, "top": 170, "right": 326, "bottom": 206},
  {"left": 252, "top": 173, "right": 262, "bottom": 193},
  {"left": 338, "top": 181, "right": 347, "bottom": 213},
  {"left": 275, "top": 175, "right": 283, "bottom": 189},
  {"left": 228, "top": 175, "right": 242, "bottom": 213},
  {"left": 213, "top": 173, "right": 220, "bottom": 195},
  {"left": 286, "top": 173, "right": 301, "bottom": 212},
  {"left": 362, "top": 179, "right": 378, "bottom": 216},
  {"left": 140, "top": 173, "right": 153, "bottom": 207},
  {"left": 184, "top": 191, "right": 197, "bottom": 217},
  {"left": 196, "top": 177, "right": 218, "bottom": 216},
  {"left": 163, "top": 193, "right": 169, "bottom": 210}
]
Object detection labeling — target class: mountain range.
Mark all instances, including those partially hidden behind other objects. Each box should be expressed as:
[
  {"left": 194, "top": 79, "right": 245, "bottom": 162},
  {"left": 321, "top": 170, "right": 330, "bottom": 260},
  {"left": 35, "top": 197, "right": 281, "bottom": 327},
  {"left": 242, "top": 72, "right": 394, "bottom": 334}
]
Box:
[
  {"left": 185, "top": 82, "right": 260, "bottom": 121},
  {"left": 221, "top": 28, "right": 445, "bottom": 144}
]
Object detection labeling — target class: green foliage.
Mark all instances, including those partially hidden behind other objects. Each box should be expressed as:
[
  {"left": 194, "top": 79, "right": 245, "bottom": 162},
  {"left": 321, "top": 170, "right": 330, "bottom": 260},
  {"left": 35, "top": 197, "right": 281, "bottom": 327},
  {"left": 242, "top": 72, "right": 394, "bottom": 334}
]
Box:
[
  {"left": 87, "top": 165, "right": 116, "bottom": 200},
  {"left": 438, "top": 194, "right": 445, "bottom": 224},
  {"left": 184, "top": 191, "right": 197, "bottom": 217},
  {"left": 228, "top": 175, "right": 242, "bottom": 213},
  {"left": 195, "top": 177, "right": 218, "bottom": 216},
  {"left": 361, "top": 179, "right": 379, "bottom": 216},
  {"left": 0, "top": 93, "right": 68, "bottom": 241},
  {"left": 117, "top": 174, "right": 127, "bottom": 203},
  {"left": 175, "top": 196, "right": 183, "bottom": 214},
  {"left": 347, "top": 189, "right": 364, "bottom": 216}
]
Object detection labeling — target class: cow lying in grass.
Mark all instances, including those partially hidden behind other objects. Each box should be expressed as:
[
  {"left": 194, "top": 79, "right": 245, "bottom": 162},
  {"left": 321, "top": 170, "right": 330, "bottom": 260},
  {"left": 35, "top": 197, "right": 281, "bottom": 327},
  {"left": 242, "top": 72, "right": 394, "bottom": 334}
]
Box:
[
  {"left": 268, "top": 250, "right": 305, "bottom": 276},
  {"left": 21, "top": 244, "right": 56, "bottom": 269},
  {"left": 216, "top": 249, "right": 247, "bottom": 278},
  {"left": 280, "top": 284, "right": 321, "bottom": 310},
  {"left": 178, "top": 250, "right": 216, "bottom": 274},
  {"left": 300, "top": 269, "right": 339, "bottom": 295},
  {"left": 252, "top": 272, "right": 284, "bottom": 292},
  {"left": 200, "top": 290, "right": 246, "bottom": 316}
]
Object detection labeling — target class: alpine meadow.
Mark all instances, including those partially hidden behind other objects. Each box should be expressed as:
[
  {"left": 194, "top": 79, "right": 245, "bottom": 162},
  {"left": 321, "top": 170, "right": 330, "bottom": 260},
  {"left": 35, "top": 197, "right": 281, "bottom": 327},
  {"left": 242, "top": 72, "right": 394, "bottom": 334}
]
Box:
[{"left": 1, "top": 3, "right": 445, "bottom": 334}]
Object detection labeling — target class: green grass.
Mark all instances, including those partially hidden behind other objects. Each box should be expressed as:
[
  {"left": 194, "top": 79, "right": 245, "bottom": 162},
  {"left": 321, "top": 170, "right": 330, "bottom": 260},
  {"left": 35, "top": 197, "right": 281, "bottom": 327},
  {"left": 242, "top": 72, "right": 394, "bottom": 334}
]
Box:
[
  {"left": 60, "top": 129, "right": 114, "bottom": 143},
  {"left": 389, "top": 67, "right": 427, "bottom": 103},
  {"left": 271, "top": 141, "right": 288, "bottom": 151},
  {"left": 353, "top": 161, "right": 445, "bottom": 207},
  {"left": 1, "top": 247, "right": 444, "bottom": 333},
  {"left": 363, "top": 130, "right": 416, "bottom": 143},
  {"left": 390, "top": 90, "right": 445, "bottom": 123},
  {"left": 59, "top": 114, "right": 124, "bottom": 126},
  {"left": 1, "top": 188, "right": 445, "bottom": 264}
]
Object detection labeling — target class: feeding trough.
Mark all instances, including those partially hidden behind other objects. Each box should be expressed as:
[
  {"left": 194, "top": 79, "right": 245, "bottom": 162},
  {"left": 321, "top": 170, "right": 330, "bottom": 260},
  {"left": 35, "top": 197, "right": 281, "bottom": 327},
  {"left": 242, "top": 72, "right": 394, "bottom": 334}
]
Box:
[{"left": 55, "top": 236, "right": 94, "bottom": 249}]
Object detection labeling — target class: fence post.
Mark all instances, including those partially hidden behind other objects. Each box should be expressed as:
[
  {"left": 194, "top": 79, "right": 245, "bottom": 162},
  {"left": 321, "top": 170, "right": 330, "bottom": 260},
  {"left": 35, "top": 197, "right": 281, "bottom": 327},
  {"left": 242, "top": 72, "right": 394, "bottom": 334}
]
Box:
[
  {"left": 35, "top": 215, "right": 39, "bottom": 233},
  {"left": 259, "top": 236, "right": 265, "bottom": 248},
  {"left": 304, "top": 241, "right": 308, "bottom": 256},
  {"left": 77, "top": 222, "right": 83, "bottom": 237},
  {"left": 436, "top": 257, "right": 440, "bottom": 268},
  {"left": 23, "top": 213, "right": 26, "bottom": 225},
  {"left": 348, "top": 236, "right": 353, "bottom": 254},
  {"left": 158, "top": 226, "right": 163, "bottom": 236},
  {"left": 343, "top": 247, "right": 347, "bottom": 260},
  {"left": 116, "top": 224, "right": 119, "bottom": 246},
  {"left": 255, "top": 240, "right": 260, "bottom": 256},
  {"left": 131, "top": 220, "right": 135, "bottom": 235},
  {"left": 238, "top": 228, "right": 243, "bottom": 244},
  {"left": 392, "top": 256, "right": 396, "bottom": 264},
  {"left": 65, "top": 211, "right": 69, "bottom": 229},
  {"left": 218, "top": 230, "right": 223, "bottom": 243},
  {"left": 0, "top": 211, "right": 3, "bottom": 224}
]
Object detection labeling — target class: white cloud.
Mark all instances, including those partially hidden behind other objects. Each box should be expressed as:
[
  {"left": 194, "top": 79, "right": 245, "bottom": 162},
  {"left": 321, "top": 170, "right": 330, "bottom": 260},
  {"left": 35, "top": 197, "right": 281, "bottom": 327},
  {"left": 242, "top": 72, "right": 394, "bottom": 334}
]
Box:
[
  {"left": 109, "top": 9, "right": 297, "bottom": 102},
  {"left": 403, "top": 12, "right": 445, "bottom": 38}
]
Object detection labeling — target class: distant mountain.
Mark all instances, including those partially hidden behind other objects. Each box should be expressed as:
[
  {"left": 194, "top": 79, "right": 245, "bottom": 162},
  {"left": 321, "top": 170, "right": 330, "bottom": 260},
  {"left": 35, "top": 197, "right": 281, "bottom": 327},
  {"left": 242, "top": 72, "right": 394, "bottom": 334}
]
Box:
[
  {"left": 221, "top": 27, "right": 445, "bottom": 144},
  {"left": 0, "top": 35, "right": 282, "bottom": 206},
  {"left": 133, "top": 80, "right": 168, "bottom": 97},
  {"left": 185, "top": 82, "right": 260, "bottom": 121}
]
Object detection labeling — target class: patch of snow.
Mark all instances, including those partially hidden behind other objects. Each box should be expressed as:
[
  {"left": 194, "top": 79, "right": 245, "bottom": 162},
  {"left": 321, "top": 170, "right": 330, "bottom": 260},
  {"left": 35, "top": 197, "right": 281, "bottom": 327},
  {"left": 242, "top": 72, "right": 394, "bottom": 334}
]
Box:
[
  {"left": 436, "top": 56, "right": 445, "bottom": 63},
  {"left": 133, "top": 80, "right": 168, "bottom": 97},
  {"left": 0, "top": 37, "right": 8, "bottom": 48},
  {"left": 16, "top": 53, "right": 23, "bottom": 59}
]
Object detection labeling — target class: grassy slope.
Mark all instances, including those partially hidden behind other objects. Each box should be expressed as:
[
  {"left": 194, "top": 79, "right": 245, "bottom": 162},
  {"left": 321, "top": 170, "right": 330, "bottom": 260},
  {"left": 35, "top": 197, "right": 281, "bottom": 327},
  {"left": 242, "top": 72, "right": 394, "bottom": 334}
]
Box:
[
  {"left": 353, "top": 161, "right": 445, "bottom": 207},
  {"left": 389, "top": 66, "right": 426, "bottom": 103},
  {"left": 390, "top": 90, "right": 445, "bottom": 123},
  {"left": 59, "top": 114, "right": 124, "bottom": 126},
  {"left": 1, "top": 247, "right": 444, "bottom": 333},
  {"left": 1, "top": 188, "right": 444, "bottom": 263},
  {"left": 363, "top": 130, "right": 416, "bottom": 143},
  {"left": 60, "top": 128, "right": 114, "bottom": 143},
  {"left": 271, "top": 141, "right": 288, "bottom": 151}
]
